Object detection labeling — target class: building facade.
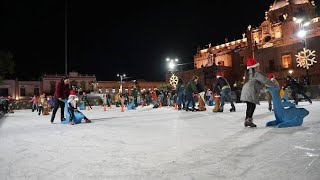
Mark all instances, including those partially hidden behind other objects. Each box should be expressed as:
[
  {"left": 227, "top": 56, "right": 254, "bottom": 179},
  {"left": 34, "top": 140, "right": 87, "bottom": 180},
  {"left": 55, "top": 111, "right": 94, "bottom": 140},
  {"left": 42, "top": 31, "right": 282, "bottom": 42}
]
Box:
[
  {"left": 0, "top": 80, "right": 40, "bottom": 100},
  {"left": 174, "top": 0, "right": 320, "bottom": 90},
  {"left": 42, "top": 72, "right": 97, "bottom": 95},
  {"left": 97, "top": 80, "right": 163, "bottom": 95},
  {"left": 0, "top": 72, "right": 164, "bottom": 100}
]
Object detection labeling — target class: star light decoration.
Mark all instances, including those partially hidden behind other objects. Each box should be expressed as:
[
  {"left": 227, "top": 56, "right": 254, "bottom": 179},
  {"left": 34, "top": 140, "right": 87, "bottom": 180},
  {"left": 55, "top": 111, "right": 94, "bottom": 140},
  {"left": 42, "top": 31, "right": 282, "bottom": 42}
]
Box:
[
  {"left": 295, "top": 48, "right": 317, "bottom": 69},
  {"left": 169, "top": 74, "right": 179, "bottom": 88}
]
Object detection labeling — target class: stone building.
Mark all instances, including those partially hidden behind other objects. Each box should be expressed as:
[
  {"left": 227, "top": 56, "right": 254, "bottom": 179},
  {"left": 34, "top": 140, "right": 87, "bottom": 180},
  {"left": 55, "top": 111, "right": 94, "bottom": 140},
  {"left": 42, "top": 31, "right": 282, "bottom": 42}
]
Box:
[
  {"left": 42, "top": 72, "right": 97, "bottom": 95},
  {"left": 0, "top": 80, "right": 40, "bottom": 100},
  {"left": 0, "top": 72, "right": 164, "bottom": 100},
  {"left": 171, "top": 0, "right": 320, "bottom": 90}
]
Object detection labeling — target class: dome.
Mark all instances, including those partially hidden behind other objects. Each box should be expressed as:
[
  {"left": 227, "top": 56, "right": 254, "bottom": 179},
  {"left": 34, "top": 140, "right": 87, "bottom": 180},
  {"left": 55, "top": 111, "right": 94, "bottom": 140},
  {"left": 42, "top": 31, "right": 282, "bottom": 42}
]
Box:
[
  {"left": 271, "top": 0, "right": 287, "bottom": 11},
  {"left": 291, "top": 0, "right": 309, "bottom": 4},
  {"left": 270, "top": 0, "right": 310, "bottom": 11}
]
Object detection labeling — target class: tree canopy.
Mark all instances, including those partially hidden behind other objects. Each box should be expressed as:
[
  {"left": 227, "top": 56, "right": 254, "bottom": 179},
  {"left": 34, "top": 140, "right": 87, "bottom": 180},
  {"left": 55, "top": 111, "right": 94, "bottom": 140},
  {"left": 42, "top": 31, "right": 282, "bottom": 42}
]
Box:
[{"left": 0, "top": 51, "right": 15, "bottom": 81}]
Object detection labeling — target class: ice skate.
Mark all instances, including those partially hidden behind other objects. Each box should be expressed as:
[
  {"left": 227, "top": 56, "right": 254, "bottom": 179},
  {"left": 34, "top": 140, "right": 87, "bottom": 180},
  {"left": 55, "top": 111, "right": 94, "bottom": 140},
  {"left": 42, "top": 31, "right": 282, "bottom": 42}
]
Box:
[
  {"left": 244, "top": 118, "right": 257, "bottom": 127},
  {"left": 230, "top": 104, "right": 236, "bottom": 112}
]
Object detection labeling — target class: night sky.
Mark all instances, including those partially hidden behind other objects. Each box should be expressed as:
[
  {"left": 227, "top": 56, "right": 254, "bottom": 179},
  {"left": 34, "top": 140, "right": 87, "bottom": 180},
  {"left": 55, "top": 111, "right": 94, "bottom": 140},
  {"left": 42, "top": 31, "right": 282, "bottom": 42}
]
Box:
[{"left": 1, "top": 0, "right": 286, "bottom": 81}]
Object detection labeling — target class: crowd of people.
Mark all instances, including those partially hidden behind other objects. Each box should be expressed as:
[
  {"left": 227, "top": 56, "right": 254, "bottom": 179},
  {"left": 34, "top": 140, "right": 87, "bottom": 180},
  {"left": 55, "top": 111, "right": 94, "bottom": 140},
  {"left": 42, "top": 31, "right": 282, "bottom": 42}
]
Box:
[{"left": 1, "top": 58, "right": 313, "bottom": 128}]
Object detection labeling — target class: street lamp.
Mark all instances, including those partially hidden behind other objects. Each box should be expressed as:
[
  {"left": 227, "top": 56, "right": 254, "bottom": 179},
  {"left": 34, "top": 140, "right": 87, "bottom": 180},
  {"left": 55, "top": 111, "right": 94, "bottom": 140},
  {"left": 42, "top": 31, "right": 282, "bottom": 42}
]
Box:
[
  {"left": 166, "top": 57, "right": 178, "bottom": 72},
  {"left": 293, "top": 17, "right": 315, "bottom": 83},
  {"left": 293, "top": 17, "right": 310, "bottom": 47},
  {"left": 117, "top": 73, "right": 127, "bottom": 93},
  {"left": 166, "top": 57, "right": 179, "bottom": 88},
  {"left": 288, "top": 70, "right": 293, "bottom": 76}
]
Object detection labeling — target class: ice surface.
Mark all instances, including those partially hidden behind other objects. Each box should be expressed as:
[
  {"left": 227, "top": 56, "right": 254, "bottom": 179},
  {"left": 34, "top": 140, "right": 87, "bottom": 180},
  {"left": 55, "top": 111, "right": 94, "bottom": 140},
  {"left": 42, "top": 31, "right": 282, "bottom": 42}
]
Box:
[{"left": 0, "top": 101, "right": 319, "bottom": 180}]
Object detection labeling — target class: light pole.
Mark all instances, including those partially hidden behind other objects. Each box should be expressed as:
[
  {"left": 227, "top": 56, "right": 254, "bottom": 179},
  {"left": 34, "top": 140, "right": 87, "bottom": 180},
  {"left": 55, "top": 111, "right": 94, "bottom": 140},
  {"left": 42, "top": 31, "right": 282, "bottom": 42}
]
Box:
[
  {"left": 117, "top": 73, "right": 127, "bottom": 93},
  {"left": 166, "top": 58, "right": 179, "bottom": 73},
  {"left": 293, "top": 17, "right": 311, "bottom": 81},
  {"left": 65, "top": 0, "right": 68, "bottom": 76},
  {"left": 288, "top": 69, "right": 293, "bottom": 75},
  {"left": 166, "top": 57, "right": 179, "bottom": 88}
]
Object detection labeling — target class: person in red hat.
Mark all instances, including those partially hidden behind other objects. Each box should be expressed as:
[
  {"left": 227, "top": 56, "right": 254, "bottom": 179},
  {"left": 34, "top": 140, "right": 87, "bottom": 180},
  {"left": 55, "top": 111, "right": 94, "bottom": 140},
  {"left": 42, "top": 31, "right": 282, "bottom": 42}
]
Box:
[
  {"left": 67, "top": 90, "right": 91, "bottom": 125},
  {"left": 265, "top": 73, "right": 280, "bottom": 111},
  {"left": 240, "top": 58, "right": 275, "bottom": 127},
  {"left": 213, "top": 72, "right": 236, "bottom": 112}
]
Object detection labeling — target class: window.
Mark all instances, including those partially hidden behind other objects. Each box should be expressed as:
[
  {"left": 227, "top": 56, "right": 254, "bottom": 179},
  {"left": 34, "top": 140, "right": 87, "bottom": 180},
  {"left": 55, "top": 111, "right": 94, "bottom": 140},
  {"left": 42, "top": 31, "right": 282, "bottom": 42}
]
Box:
[
  {"left": 0, "top": 88, "right": 9, "bottom": 96},
  {"left": 264, "top": 35, "right": 271, "bottom": 42},
  {"left": 112, "top": 89, "right": 115, "bottom": 93},
  {"left": 282, "top": 55, "right": 292, "bottom": 69},
  {"left": 217, "top": 61, "right": 224, "bottom": 66},
  {"left": 34, "top": 88, "right": 40, "bottom": 95},
  {"left": 279, "top": 14, "right": 285, "bottom": 21},
  {"left": 241, "top": 56, "right": 245, "bottom": 64},
  {"left": 20, "top": 88, "right": 26, "bottom": 96},
  {"left": 269, "top": 59, "right": 275, "bottom": 72},
  {"left": 50, "top": 81, "right": 56, "bottom": 95}
]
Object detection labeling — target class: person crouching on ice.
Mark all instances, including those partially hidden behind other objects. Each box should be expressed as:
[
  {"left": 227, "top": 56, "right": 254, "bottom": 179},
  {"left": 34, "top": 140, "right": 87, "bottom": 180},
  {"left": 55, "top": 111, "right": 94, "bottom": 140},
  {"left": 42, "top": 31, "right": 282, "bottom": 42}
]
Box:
[{"left": 68, "top": 90, "right": 91, "bottom": 125}]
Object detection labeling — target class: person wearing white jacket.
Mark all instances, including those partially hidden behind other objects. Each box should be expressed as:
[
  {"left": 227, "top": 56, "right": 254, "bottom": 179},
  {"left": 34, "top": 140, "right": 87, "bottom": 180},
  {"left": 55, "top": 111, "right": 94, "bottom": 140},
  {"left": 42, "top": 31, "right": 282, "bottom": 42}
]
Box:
[{"left": 68, "top": 90, "right": 91, "bottom": 125}]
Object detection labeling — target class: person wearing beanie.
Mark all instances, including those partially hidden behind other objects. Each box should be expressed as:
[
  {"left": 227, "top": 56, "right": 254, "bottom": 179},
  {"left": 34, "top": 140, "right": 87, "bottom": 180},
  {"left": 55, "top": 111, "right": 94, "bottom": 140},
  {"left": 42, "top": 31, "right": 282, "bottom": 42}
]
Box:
[
  {"left": 240, "top": 58, "right": 275, "bottom": 127},
  {"left": 67, "top": 90, "right": 91, "bottom": 125},
  {"left": 213, "top": 72, "right": 236, "bottom": 112},
  {"left": 265, "top": 73, "right": 280, "bottom": 111}
]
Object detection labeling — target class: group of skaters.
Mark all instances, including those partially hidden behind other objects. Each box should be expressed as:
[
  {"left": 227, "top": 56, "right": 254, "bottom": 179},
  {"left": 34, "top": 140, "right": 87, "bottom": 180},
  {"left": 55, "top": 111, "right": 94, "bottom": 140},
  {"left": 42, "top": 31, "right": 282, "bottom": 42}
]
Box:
[
  {"left": 29, "top": 93, "right": 54, "bottom": 115},
  {"left": 3, "top": 58, "right": 313, "bottom": 128},
  {"left": 0, "top": 96, "right": 15, "bottom": 114},
  {"left": 146, "top": 57, "right": 313, "bottom": 128},
  {"left": 49, "top": 77, "right": 91, "bottom": 125}
]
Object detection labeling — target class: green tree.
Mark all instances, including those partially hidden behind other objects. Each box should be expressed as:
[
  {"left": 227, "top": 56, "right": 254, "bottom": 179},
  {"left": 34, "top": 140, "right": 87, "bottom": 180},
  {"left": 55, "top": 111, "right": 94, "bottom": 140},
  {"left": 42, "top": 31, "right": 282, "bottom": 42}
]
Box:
[
  {"left": 0, "top": 51, "right": 15, "bottom": 82},
  {"left": 157, "top": 83, "right": 174, "bottom": 92}
]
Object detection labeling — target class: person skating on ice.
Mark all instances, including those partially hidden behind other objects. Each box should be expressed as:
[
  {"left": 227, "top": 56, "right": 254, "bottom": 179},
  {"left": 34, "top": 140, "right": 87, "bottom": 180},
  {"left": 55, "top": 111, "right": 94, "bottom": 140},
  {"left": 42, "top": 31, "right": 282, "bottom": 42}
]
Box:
[
  {"left": 265, "top": 73, "right": 280, "bottom": 111},
  {"left": 213, "top": 72, "right": 236, "bottom": 112},
  {"left": 67, "top": 90, "right": 91, "bottom": 125},
  {"left": 240, "top": 58, "right": 275, "bottom": 127}
]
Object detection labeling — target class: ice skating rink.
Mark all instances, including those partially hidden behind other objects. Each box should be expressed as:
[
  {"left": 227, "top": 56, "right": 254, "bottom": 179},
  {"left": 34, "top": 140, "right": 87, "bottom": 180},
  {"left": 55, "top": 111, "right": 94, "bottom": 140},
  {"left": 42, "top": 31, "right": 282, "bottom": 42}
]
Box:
[{"left": 1, "top": 101, "right": 319, "bottom": 180}]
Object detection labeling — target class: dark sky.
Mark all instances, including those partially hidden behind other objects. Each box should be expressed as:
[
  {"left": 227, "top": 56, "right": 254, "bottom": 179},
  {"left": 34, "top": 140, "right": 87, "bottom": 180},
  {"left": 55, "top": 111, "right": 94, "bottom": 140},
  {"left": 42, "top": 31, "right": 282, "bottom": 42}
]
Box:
[{"left": 1, "top": 0, "right": 282, "bottom": 81}]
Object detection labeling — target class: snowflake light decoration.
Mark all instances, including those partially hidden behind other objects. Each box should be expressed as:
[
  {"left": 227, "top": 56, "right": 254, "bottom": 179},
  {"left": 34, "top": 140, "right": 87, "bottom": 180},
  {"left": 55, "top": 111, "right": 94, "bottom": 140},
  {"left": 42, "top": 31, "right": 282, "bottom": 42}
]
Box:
[
  {"left": 295, "top": 48, "right": 317, "bottom": 69},
  {"left": 169, "top": 74, "right": 179, "bottom": 88}
]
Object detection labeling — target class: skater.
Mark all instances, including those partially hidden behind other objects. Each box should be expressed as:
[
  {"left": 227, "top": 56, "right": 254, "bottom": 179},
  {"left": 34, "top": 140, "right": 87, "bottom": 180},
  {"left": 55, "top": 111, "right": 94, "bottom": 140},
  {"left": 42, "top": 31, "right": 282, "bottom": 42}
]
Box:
[
  {"left": 176, "top": 78, "right": 185, "bottom": 110},
  {"left": 213, "top": 72, "right": 236, "bottom": 112},
  {"left": 240, "top": 58, "right": 275, "bottom": 127},
  {"left": 265, "top": 73, "right": 280, "bottom": 111},
  {"left": 185, "top": 75, "right": 199, "bottom": 111},
  {"left": 102, "top": 94, "right": 107, "bottom": 107},
  {"left": 151, "top": 90, "right": 159, "bottom": 108},
  {"left": 37, "top": 93, "right": 46, "bottom": 115},
  {"left": 132, "top": 86, "right": 139, "bottom": 107},
  {"left": 5, "top": 96, "right": 15, "bottom": 113},
  {"left": 30, "top": 95, "right": 38, "bottom": 112},
  {"left": 50, "top": 77, "right": 70, "bottom": 123},
  {"left": 205, "top": 89, "right": 214, "bottom": 106},
  {"left": 68, "top": 90, "right": 91, "bottom": 125},
  {"left": 82, "top": 92, "right": 92, "bottom": 109},
  {"left": 284, "top": 76, "right": 312, "bottom": 105}
]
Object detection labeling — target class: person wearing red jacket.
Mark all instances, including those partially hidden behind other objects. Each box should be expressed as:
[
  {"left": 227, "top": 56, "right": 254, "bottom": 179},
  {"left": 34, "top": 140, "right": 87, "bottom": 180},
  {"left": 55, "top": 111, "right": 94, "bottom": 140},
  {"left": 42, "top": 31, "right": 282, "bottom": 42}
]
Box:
[{"left": 50, "top": 77, "right": 70, "bottom": 123}]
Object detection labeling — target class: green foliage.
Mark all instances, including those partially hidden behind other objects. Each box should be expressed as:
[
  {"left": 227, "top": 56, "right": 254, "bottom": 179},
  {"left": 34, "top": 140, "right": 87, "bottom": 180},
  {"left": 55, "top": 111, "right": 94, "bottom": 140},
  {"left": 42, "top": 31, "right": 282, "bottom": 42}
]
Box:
[
  {"left": 0, "top": 51, "right": 15, "bottom": 81},
  {"left": 156, "top": 83, "right": 174, "bottom": 92}
]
